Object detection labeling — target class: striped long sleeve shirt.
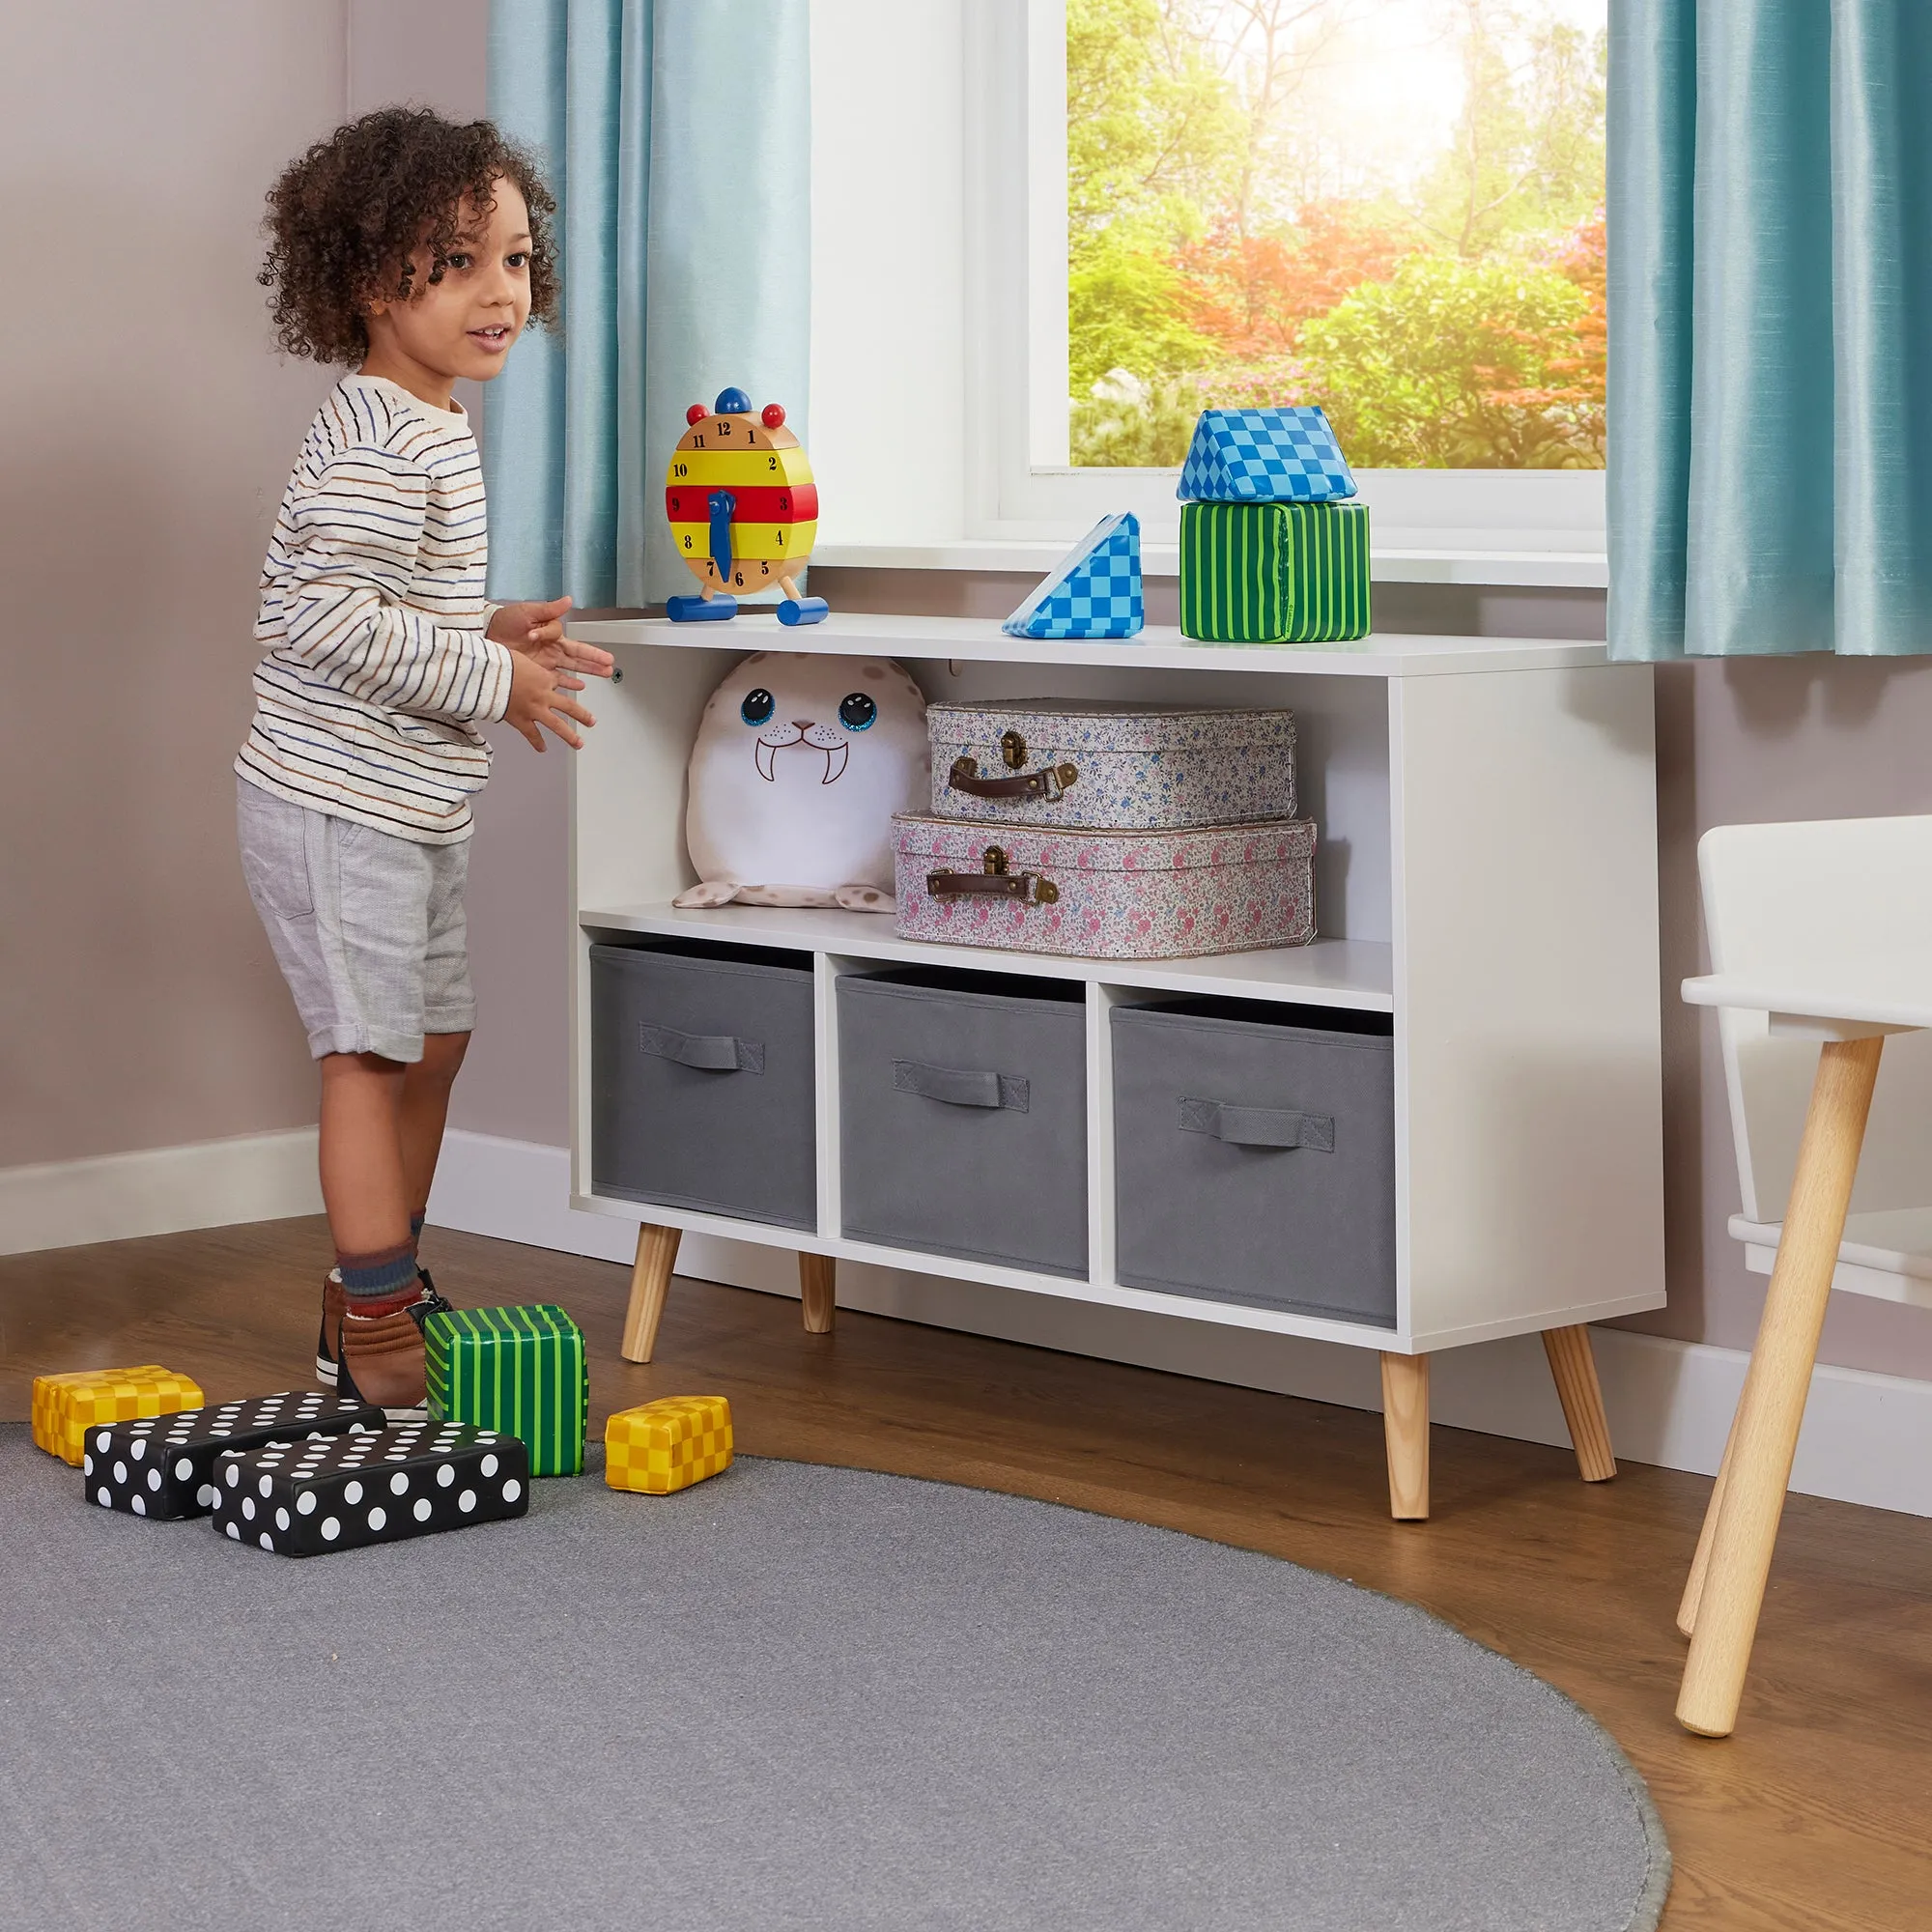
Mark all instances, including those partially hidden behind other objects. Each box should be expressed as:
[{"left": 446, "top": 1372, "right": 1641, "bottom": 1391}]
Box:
[{"left": 237, "top": 375, "right": 514, "bottom": 844}]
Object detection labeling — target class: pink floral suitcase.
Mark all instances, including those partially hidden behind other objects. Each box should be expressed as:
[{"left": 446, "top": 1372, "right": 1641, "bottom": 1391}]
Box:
[
  {"left": 893, "top": 813, "right": 1316, "bottom": 960},
  {"left": 926, "top": 699, "right": 1296, "bottom": 831}
]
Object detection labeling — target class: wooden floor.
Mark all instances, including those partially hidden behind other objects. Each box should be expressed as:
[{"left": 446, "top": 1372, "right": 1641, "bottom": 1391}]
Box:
[{"left": 6, "top": 1218, "right": 1929, "bottom": 1930}]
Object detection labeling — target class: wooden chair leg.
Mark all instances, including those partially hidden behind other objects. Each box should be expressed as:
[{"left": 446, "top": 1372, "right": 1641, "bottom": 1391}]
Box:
[
  {"left": 1542, "top": 1324, "right": 1616, "bottom": 1481},
  {"left": 799, "top": 1253, "right": 836, "bottom": 1334},
  {"left": 621, "top": 1223, "right": 681, "bottom": 1364},
  {"left": 1678, "top": 1406, "right": 1739, "bottom": 1638},
  {"left": 1380, "top": 1351, "right": 1430, "bottom": 1520},
  {"left": 1677, "top": 1035, "right": 1883, "bottom": 1738}
]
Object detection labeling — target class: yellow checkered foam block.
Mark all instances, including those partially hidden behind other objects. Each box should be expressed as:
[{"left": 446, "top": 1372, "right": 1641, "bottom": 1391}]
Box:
[
  {"left": 31, "top": 1366, "right": 204, "bottom": 1466},
  {"left": 605, "top": 1395, "right": 733, "bottom": 1495}
]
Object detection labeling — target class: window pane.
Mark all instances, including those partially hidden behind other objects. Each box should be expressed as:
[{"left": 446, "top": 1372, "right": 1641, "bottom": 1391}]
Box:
[{"left": 1066, "top": 0, "right": 1607, "bottom": 470}]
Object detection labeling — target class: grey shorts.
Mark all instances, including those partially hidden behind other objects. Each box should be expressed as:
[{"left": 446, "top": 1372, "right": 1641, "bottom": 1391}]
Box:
[{"left": 237, "top": 778, "right": 475, "bottom": 1063}]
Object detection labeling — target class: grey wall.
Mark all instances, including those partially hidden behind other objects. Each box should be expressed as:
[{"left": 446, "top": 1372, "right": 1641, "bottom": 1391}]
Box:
[
  {"left": 5, "top": 2, "right": 1928, "bottom": 1387},
  {"left": 0, "top": 0, "right": 555, "bottom": 1172},
  {"left": 0, "top": 2, "right": 348, "bottom": 1167}
]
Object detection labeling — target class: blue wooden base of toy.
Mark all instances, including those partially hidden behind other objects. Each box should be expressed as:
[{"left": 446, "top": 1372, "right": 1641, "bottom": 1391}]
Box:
[
  {"left": 668, "top": 593, "right": 738, "bottom": 623},
  {"left": 778, "top": 596, "right": 830, "bottom": 627}
]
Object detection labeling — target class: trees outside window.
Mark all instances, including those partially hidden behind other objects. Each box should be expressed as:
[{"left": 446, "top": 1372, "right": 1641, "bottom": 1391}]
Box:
[{"left": 1067, "top": 0, "right": 1606, "bottom": 470}]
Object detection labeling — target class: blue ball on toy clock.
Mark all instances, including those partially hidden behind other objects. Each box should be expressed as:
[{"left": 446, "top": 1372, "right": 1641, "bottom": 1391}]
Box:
[{"left": 714, "top": 386, "right": 753, "bottom": 415}]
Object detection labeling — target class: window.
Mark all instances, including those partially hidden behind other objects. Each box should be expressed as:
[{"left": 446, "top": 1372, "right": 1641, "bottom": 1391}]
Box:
[
  {"left": 1065, "top": 0, "right": 1606, "bottom": 475},
  {"left": 810, "top": 0, "right": 1605, "bottom": 578}
]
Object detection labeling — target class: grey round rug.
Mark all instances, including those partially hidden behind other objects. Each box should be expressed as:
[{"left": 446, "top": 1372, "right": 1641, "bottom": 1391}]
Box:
[{"left": 1, "top": 1427, "right": 1666, "bottom": 1931}]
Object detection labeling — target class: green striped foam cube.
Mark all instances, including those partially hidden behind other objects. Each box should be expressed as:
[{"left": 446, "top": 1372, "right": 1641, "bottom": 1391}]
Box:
[
  {"left": 424, "top": 1304, "right": 587, "bottom": 1477},
  {"left": 1179, "top": 499, "right": 1372, "bottom": 643}
]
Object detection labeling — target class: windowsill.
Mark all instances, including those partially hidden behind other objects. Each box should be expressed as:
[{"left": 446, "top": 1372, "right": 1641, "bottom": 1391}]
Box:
[{"left": 811, "top": 539, "right": 1608, "bottom": 591}]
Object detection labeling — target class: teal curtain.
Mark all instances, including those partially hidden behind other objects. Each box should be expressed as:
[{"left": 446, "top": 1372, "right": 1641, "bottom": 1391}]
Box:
[
  {"left": 484, "top": 0, "right": 810, "bottom": 608},
  {"left": 1609, "top": 1, "right": 1932, "bottom": 660}
]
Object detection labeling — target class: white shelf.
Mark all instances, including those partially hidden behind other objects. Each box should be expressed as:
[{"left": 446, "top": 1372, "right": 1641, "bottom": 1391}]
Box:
[
  {"left": 809, "top": 539, "right": 1610, "bottom": 590},
  {"left": 567, "top": 622, "right": 1667, "bottom": 1358},
  {"left": 571, "top": 611, "right": 1612, "bottom": 679},
  {"left": 579, "top": 901, "right": 1395, "bottom": 1012}
]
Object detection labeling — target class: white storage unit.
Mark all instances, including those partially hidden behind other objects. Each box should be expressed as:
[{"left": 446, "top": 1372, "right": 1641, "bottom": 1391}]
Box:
[{"left": 568, "top": 612, "right": 1663, "bottom": 1517}]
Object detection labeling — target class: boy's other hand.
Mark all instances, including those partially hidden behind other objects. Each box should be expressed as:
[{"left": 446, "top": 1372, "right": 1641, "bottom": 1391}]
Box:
[
  {"left": 504, "top": 646, "right": 597, "bottom": 753},
  {"left": 488, "top": 596, "right": 615, "bottom": 684}
]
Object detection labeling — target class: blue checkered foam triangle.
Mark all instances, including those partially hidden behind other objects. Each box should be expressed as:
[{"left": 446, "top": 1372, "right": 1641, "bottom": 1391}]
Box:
[
  {"left": 1177, "top": 406, "right": 1357, "bottom": 502},
  {"left": 1004, "top": 512, "right": 1145, "bottom": 639}
]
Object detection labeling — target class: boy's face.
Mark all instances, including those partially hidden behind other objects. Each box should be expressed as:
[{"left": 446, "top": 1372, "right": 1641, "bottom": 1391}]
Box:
[{"left": 365, "top": 176, "right": 533, "bottom": 388}]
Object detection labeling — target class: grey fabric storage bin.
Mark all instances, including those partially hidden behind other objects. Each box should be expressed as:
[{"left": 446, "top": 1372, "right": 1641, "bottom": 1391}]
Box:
[
  {"left": 839, "top": 968, "right": 1088, "bottom": 1278},
  {"left": 591, "top": 939, "right": 815, "bottom": 1230},
  {"left": 1112, "top": 999, "right": 1396, "bottom": 1325}
]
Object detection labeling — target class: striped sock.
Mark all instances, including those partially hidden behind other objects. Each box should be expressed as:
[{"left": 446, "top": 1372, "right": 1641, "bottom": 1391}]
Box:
[{"left": 337, "top": 1240, "right": 419, "bottom": 1316}]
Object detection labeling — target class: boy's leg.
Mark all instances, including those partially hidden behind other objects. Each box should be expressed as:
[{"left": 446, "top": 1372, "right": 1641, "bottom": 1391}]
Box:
[
  {"left": 319, "top": 1051, "right": 412, "bottom": 1252},
  {"left": 400, "top": 1030, "right": 470, "bottom": 1227},
  {"left": 320, "top": 1048, "right": 432, "bottom": 1413}
]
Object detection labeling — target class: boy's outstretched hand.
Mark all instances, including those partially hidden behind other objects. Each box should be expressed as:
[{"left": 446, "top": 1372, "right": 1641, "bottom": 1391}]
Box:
[
  {"left": 504, "top": 649, "right": 597, "bottom": 753},
  {"left": 488, "top": 596, "right": 615, "bottom": 684},
  {"left": 489, "top": 595, "right": 616, "bottom": 753}
]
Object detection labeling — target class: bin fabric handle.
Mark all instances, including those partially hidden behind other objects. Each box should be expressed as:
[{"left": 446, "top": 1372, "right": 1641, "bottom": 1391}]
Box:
[
  {"left": 639, "top": 1022, "right": 764, "bottom": 1074},
  {"left": 1179, "top": 1096, "right": 1332, "bottom": 1151},
  {"left": 894, "top": 1059, "right": 1030, "bottom": 1112}
]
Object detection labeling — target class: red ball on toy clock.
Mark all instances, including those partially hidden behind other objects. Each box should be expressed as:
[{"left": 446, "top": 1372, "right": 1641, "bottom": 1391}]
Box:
[
  {"left": 761, "top": 403, "right": 786, "bottom": 429},
  {"left": 685, "top": 403, "right": 707, "bottom": 426}
]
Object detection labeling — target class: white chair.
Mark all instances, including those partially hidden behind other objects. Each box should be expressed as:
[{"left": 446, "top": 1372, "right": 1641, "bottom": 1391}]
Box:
[{"left": 1677, "top": 814, "right": 1932, "bottom": 1737}]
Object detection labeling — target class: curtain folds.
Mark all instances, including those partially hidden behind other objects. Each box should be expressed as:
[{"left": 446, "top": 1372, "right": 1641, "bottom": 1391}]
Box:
[
  {"left": 1609, "top": 0, "right": 1932, "bottom": 660},
  {"left": 484, "top": 0, "right": 810, "bottom": 609}
]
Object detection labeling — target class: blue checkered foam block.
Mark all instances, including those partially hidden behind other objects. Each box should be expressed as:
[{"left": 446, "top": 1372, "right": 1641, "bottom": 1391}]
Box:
[
  {"left": 1177, "top": 407, "right": 1357, "bottom": 503},
  {"left": 1002, "top": 512, "right": 1145, "bottom": 640}
]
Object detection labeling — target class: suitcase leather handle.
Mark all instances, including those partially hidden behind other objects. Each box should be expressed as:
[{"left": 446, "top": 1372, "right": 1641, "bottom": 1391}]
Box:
[
  {"left": 948, "top": 755, "right": 1079, "bottom": 804},
  {"left": 638, "top": 1022, "right": 764, "bottom": 1074},
  {"left": 1179, "top": 1097, "right": 1332, "bottom": 1151},
  {"left": 924, "top": 868, "right": 1061, "bottom": 906},
  {"left": 894, "top": 1059, "right": 1031, "bottom": 1112}
]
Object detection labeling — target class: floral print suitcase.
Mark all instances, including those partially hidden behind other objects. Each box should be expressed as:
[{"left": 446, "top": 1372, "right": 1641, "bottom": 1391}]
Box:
[
  {"left": 894, "top": 812, "right": 1316, "bottom": 960},
  {"left": 926, "top": 699, "right": 1295, "bottom": 831}
]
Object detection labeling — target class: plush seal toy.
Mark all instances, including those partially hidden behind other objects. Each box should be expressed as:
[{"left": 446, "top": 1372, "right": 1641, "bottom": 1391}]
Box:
[{"left": 674, "top": 651, "right": 929, "bottom": 912}]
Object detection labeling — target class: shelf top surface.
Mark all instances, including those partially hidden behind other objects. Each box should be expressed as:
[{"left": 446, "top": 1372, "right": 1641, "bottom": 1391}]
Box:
[
  {"left": 571, "top": 611, "right": 1615, "bottom": 679},
  {"left": 581, "top": 901, "right": 1395, "bottom": 1010}
]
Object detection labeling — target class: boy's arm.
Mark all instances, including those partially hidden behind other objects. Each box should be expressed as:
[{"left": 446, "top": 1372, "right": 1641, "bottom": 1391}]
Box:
[{"left": 280, "top": 447, "right": 513, "bottom": 724}]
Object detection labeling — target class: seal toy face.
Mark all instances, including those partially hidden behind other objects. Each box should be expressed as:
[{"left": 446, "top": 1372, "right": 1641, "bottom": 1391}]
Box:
[{"left": 677, "top": 652, "right": 928, "bottom": 910}]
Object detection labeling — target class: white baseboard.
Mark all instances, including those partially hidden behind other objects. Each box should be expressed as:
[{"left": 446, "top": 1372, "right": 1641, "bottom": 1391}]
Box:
[
  {"left": 0, "top": 1127, "right": 323, "bottom": 1258},
  {"left": 426, "top": 1129, "right": 1932, "bottom": 1520}
]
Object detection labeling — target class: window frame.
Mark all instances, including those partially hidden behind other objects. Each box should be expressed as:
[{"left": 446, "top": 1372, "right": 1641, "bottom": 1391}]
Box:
[{"left": 953, "top": 0, "right": 1607, "bottom": 582}]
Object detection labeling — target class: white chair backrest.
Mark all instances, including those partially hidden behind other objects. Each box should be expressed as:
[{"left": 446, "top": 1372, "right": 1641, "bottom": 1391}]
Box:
[{"left": 1701, "top": 817, "right": 1932, "bottom": 1225}]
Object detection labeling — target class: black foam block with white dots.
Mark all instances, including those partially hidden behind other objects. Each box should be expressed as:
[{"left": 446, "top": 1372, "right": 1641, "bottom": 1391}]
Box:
[
  {"left": 208, "top": 1420, "right": 530, "bottom": 1556},
  {"left": 83, "top": 1392, "right": 384, "bottom": 1520}
]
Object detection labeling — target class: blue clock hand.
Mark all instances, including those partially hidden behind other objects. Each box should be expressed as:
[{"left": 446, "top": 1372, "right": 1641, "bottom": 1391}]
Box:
[{"left": 707, "top": 489, "right": 735, "bottom": 583}]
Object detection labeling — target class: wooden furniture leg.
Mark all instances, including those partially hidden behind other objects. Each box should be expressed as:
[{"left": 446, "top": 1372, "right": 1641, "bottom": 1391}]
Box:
[
  {"left": 1542, "top": 1325, "right": 1616, "bottom": 1481},
  {"left": 1677, "top": 1036, "right": 1884, "bottom": 1738},
  {"left": 1380, "top": 1351, "right": 1431, "bottom": 1520},
  {"left": 1678, "top": 1406, "right": 1739, "bottom": 1638},
  {"left": 799, "top": 1253, "right": 836, "bottom": 1334},
  {"left": 621, "top": 1223, "right": 681, "bottom": 1364}
]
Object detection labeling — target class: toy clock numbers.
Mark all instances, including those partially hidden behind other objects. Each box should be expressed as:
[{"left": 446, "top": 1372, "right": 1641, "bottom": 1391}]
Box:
[{"left": 665, "top": 385, "right": 828, "bottom": 627}]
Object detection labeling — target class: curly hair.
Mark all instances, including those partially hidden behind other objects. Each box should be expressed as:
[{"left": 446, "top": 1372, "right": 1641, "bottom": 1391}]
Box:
[{"left": 260, "top": 106, "right": 558, "bottom": 365}]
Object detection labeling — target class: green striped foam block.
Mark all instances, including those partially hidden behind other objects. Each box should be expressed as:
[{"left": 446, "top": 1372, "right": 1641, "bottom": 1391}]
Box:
[
  {"left": 1179, "top": 499, "right": 1372, "bottom": 643},
  {"left": 424, "top": 1304, "right": 588, "bottom": 1477}
]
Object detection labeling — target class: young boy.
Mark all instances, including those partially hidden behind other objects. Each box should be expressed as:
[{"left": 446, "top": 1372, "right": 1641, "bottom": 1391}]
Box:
[{"left": 238, "top": 107, "right": 612, "bottom": 1414}]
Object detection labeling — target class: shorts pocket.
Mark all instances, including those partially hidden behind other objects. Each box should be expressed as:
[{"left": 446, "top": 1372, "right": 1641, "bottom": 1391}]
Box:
[{"left": 237, "top": 782, "right": 316, "bottom": 921}]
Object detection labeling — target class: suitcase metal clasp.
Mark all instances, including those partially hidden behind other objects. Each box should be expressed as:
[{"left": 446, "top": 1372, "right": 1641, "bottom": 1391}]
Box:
[{"left": 1000, "top": 729, "right": 1027, "bottom": 769}]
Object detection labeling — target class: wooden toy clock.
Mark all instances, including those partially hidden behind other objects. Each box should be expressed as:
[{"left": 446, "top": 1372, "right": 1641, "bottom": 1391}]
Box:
[{"left": 664, "top": 385, "right": 827, "bottom": 625}]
